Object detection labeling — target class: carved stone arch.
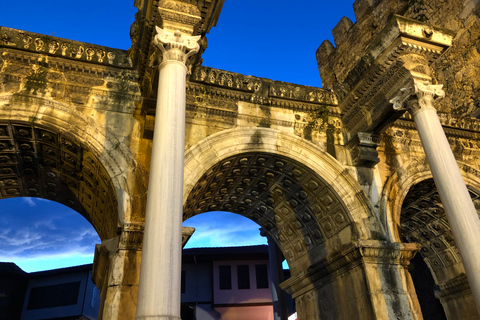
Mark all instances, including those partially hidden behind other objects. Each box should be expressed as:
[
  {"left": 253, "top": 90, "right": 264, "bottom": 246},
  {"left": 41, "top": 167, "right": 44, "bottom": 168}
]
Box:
[
  {"left": 183, "top": 127, "right": 382, "bottom": 271},
  {"left": 0, "top": 94, "right": 135, "bottom": 240},
  {"left": 381, "top": 157, "right": 480, "bottom": 243},
  {"left": 381, "top": 159, "right": 480, "bottom": 319}
]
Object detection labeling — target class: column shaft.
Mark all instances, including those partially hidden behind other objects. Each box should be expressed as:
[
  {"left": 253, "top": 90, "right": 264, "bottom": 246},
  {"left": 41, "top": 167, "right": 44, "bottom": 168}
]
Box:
[
  {"left": 135, "top": 59, "right": 187, "bottom": 320},
  {"left": 413, "top": 106, "right": 480, "bottom": 314}
]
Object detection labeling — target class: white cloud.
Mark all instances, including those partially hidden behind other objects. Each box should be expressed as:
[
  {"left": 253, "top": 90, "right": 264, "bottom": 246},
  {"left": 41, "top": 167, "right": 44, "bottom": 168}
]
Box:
[
  {"left": 0, "top": 197, "right": 100, "bottom": 272},
  {"left": 183, "top": 211, "right": 267, "bottom": 249},
  {"left": 22, "top": 197, "right": 36, "bottom": 207}
]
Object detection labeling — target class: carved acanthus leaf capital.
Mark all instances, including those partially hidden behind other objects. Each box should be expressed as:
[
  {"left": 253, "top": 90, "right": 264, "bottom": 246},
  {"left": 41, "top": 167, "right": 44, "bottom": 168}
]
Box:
[
  {"left": 154, "top": 27, "right": 201, "bottom": 65},
  {"left": 390, "top": 79, "right": 445, "bottom": 116}
]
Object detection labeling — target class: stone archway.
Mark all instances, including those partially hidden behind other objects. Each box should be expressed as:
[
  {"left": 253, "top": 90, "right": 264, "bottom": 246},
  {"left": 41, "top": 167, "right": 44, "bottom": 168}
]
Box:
[
  {"left": 0, "top": 93, "right": 136, "bottom": 227},
  {"left": 184, "top": 127, "right": 420, "bottom": 320},
  {"left": 184, "top": 151, "right": 355, "bottom": 274},
  {"left": 0, "top": 120, "right": 118, "bottom": 240},
  {"left": 381, "top": 158, "right": 480, "bottom": 243},
  {"left": 0, "top": 94, "right": 140, "bottom": 320},
  {"left": 382, "top": 160, "right": 480, "bottom": 319},
  {"left": 183, "top": 127, "right": 378, "bottom": 244}
]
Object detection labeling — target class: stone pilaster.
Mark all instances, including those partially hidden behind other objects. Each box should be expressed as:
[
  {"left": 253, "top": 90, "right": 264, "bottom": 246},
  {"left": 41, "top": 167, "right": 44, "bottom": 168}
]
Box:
[
  {"left": 281, "top": 241, "right": 422, "bottom": 320},
  {"left": 435, "top": 274, "right": 480, "bottom": 319},
  {"left": 135, "top": 27, "right": 200, "bottom": 320},
  {"left": 391, "top": 79, "right": 480, "bottom": 315},
  {"left": 93, "top": 227, "right": 143, "bottom": 320}
]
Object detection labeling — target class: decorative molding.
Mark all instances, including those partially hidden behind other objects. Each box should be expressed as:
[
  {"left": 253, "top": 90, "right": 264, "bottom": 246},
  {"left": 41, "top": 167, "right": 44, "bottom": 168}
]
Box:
[
  {"left": 158, "top": 0, "right": 202, "bottom": 34},
  {"left": 119, "top": 222, "right": 144, "bottom": 250}
]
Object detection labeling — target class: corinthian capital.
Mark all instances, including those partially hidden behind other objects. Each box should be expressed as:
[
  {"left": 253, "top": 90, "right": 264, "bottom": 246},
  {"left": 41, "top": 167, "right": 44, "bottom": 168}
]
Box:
[
  {"left": 154, "top": 27, "right": 201, "bottom": 65},
  {"left": 390, "top": 79, "right": 445, "bottom": 116}
]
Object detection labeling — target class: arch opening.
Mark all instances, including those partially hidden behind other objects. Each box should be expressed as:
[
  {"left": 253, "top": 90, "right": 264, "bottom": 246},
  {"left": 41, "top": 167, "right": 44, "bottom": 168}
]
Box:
[
  {"left": 182, "top": 211, "right": 295, "bottom": 320},
  {"left": 0, "top": 197, "right": 100, "bottom": 272},
  {"left": 400, "top": 178, "right": 480, "bottom": 319},
  {"left": 183, "top": 151, "right": 356, "bottom": 272},
  {"left": 0, "top": 121, "right": 118, "bottom": 240}
]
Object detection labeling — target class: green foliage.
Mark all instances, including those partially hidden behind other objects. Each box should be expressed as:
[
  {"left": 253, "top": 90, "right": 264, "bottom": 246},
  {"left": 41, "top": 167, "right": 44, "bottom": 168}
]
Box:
[
  {"left": 24, "top": 62, "right": 49, "bottom": 95},
  {"left": 303, "top": 104, "right": 330, "bottom": 141},
  {"left": 112, "top": 71, "right": 133, "bottom": 106}
]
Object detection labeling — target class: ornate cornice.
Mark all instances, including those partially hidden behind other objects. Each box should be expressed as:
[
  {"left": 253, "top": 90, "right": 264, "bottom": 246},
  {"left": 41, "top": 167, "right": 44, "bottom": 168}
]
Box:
[
  {"left": 158, "top": 0, "right": 202, "bottom": 35},
  {"left": 0, "top": 27, "right": 132, "bottom": 68},
  {"left": 190, "top": 66, "right": 338, "bottom": 106},
  {"left": 336, "top": 15, "right": 455, "bottom": 138},
  {"left": 346, "top": 132, "right": 382, "bottom": 167},
  {"left": 130, "top": 0, "right": 224, "bottom": 92},
  {"left": 119, "top": 222, "right": 144, "bottom": 250}
]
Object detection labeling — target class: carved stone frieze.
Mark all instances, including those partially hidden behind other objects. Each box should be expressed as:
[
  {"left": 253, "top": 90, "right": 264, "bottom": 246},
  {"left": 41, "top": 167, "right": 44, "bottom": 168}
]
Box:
[
  {"left": 0, "top": 27, "right": 131, "bottom": 68},
  {"left": 435, "top": 273, "right": 471, "bottom": 300},
  {"left": 191, "top": 66, "right": 338, "bottom": 107},
  {"left": 119, "top": 221, "right": 144, "bottom": 250},
  {"left": 157, "top": 0, "right": 202, "bottom": 35},
  {"left": 0, "top": 48, "right": 141, "bottom": 111},
  {"left": 384, "top": 117, "right": 480, "bottom": 164}
]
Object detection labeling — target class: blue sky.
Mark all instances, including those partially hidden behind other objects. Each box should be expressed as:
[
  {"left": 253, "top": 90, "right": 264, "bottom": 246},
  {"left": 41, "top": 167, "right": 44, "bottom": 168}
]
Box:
[{"left": 0, "top": 0, "right": 356, "bottom": 272}]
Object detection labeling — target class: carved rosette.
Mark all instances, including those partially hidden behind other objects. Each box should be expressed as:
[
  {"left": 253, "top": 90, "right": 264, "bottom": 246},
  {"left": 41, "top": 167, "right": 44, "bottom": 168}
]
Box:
[
  {"left": 390, "top": 79, "right": 445, "bottom": 116},
  {"left": 154, "top": 27, "right": 200, "bottom": 66}
]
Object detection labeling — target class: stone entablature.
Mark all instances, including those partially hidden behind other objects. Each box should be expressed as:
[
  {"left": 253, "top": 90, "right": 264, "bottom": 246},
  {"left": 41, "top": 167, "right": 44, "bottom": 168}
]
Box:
[
  {"left": 332, "top": 15, "right": 454, "bottom": 135},
  {"left": 316, "top": 0, "right": 469, "bottom": 91},
  {"left": 0, "top": 46, "right": 141, "bottom": 113},
  {"left": 0, "top": 27, "right": 132, "bottom": 68},
  {"left": 190, "top": 66, "right": 338, "bottom": 106}
]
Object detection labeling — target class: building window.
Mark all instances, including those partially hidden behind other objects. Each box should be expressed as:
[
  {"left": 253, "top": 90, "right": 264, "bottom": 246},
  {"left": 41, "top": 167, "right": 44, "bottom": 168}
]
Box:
[
  {"left": 219, "top": 265, "right": 232, "bottom": 290},
  {"left": 237, "top": 265, "right": 250, "bottom": 289},
  {"left": 27, "top": 281, "right": 81, "bottom": 310},
  {"left": 181, "top": 270, "right": 186, "bottom": 294},
  {"left": 255, "top": 264, "right": 269, "bottom": 289}
]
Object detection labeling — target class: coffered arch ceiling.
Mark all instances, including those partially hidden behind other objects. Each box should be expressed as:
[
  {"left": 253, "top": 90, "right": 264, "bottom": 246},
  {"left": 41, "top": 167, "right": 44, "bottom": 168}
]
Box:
[
  {"left": 0, "top": 121, "right": 118, "bottom": 240},
  {"left": 184, "top": 152, "right": 355, "bottom": 268},
  {"left": 400, "top": 178, "right": 480, "bottom": 284}
]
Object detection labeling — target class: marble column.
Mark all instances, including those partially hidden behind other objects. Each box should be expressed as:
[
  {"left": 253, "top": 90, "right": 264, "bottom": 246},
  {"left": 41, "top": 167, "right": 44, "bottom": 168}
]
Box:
[
  {"left": 391, "top": 80, "right": 480, "bottom": 314},
  {"left": 135, "top": 27, "right": 200, "bottom": 320}
]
